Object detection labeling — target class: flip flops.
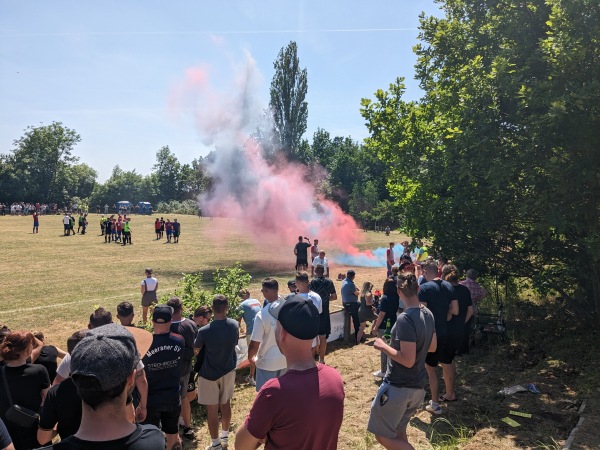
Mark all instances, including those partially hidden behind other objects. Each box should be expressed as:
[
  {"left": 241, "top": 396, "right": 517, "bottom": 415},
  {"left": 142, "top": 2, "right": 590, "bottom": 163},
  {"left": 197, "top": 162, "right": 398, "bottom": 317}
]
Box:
[{"left": 440, "top": 395, "right": 458, "bottom": 402}]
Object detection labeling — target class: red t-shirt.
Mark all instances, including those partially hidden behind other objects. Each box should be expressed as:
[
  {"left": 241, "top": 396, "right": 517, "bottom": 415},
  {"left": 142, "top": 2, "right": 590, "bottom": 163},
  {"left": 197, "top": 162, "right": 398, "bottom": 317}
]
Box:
[{"left": 244, "top": 364, "right": 344, "bottom": 450}]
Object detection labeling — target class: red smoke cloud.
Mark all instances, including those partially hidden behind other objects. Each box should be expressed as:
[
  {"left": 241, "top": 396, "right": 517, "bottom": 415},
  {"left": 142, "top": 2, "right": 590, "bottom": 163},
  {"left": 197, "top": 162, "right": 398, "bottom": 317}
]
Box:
[{"left": 169, "top": 53, "right": 377, "bottom": 262}]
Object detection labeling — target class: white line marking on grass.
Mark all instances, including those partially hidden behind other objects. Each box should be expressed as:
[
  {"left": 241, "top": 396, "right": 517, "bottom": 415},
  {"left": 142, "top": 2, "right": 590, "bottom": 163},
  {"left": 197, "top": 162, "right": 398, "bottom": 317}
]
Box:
[{"left": 2, "top": 287, "right": 178, "bottom": 315}]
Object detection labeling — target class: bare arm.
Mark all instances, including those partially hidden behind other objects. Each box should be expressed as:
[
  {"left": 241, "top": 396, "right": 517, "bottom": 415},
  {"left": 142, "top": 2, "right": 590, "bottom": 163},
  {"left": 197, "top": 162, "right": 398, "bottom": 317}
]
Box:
[
  {"left": 371, "top": 311, "right": 386, "bottom": 335},
  {"left": 55, "top": 347, "right": 67, "bottom": 359},
  {"left": 429, "top": 332, "right": 437, "bottom": 353},
  {"left": 373, "top": 339, "right": 417, "bottom": 368},
  {"left": 52, "top": 374, "right": 66, "bottom": 386},
  {"left": 447, "top": 299, "right": 459, "bottom": 320},
  {"left": 37, "top": 427, "right": 56, "bottom": 446},
  {"left": 31, "top": 338, "right": 44, "bottom": 362},
  {"left": 235, "top": 423, "right": 264, "bottom": 450},
  {"left": 135, "top": 369, "right": 148, "bottom": 422},
  {"left": 247, "top": 341, "right": 260, "bottom": 363},
  {"left": 329, "top": 292, "right": 337, "bottom": 301}
]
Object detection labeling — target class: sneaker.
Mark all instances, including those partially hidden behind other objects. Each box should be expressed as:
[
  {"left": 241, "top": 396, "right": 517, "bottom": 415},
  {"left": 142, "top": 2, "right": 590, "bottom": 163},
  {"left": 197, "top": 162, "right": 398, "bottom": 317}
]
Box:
[
  {"left": 426, "top": 400, "right": 442, "bottom": 415},
  {"left": 372, "top": 371, "right": 385, "bottom": 378},
  {"left": 182, "top": 427, "right": 194, "bottom": 439},
  {"left": 245, "top": 375, "right": 256, "bottom": 386},
  {"left": 206, "top": 444, "right": 223, "bottom": 450},
  {"left": 221, "top": 436, "right": 229, "bottom": 448}
]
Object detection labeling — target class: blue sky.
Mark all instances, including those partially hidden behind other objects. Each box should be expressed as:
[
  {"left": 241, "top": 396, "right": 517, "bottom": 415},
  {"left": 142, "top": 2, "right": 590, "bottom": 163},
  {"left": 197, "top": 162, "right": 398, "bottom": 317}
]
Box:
[{"left": 0, "top": 0, "right": 440, "bottom": 181}]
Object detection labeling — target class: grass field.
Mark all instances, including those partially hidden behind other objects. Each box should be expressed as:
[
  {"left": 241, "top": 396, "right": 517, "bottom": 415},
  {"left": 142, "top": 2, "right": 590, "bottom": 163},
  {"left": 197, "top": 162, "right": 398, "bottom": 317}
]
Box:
[{"left": 2, "top": 213, "right": 598, "bottom": 449}]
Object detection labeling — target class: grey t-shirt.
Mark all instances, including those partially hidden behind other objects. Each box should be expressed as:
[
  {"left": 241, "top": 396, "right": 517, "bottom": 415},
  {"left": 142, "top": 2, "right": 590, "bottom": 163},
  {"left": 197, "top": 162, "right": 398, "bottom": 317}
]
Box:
[
  {"left": 194, "top": 318, "right": 239, "bottom": 381},
  {"left": 385, "top": 306, "right": 435, "bottom": 388},
  {"left": 340, "top": 279, "right": 358, "bottom": 304}
]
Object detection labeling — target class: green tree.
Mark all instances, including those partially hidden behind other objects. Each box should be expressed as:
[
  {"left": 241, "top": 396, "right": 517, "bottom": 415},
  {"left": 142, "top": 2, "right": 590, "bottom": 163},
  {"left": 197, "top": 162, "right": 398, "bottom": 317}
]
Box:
[
  {"left": 153, "top": 146, "right": 182, "bottom": 202},
  {"left": 269, "top": 41, "right": 308, "bottom": 160},
  {"left": 0, "top": 122, "right": 84, "bottom": 203},
  {"left": 361, "top": 0, "right": 600, "bottom": 317}
]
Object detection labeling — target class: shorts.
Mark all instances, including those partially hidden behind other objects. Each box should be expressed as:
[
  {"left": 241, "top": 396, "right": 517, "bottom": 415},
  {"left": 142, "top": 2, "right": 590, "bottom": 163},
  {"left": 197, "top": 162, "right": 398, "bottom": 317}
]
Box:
[
  {"left": 296, "top": 258, "right": 308, "bottom": 267},
  {"left": 255, "top": 367, "right": 287, "bottom": 392},
  {"left": 174, "top": 231, "right": 180, "bottom": 237},
  {"left": 367, "top": 382, "right": 425, "bottom": 438},
  {"left": 166, "top": 230, "right": 172, "bottom": 236},
  {"left": 141, "top": 291, "right": 158, "bottom": 307},
  {"left": 318, "top": 312, "right": 331, "bottom": 337},
  {"left": 197, "top": 370, "right": 235, "bottom": 405},
  {"left": 144, "top": 400, "right": 181, "bottom": 435},
  {"left": 187, "top": 371, "right": 197, "bottom": 393},
  {"left": 425, "top": 339, "right": 457, "bottom": 366}
]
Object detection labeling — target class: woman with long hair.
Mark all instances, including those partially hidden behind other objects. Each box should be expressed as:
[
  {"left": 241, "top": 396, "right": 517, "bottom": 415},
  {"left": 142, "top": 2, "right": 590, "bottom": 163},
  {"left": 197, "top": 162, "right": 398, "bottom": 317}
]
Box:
[
  {"left": 370, "top": 278, "right": 401, "bottom": 378},
  {"left": 357, "top": 281, "right": 377, "bottom": 343},
  {"left": 0, "top": 331, "right": 50, "bottom": 449}
]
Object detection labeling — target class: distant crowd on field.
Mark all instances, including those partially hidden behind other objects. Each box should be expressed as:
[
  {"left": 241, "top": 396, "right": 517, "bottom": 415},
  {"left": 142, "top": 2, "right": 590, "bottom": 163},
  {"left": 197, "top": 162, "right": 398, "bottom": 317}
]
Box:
[{"left": 0, "top": 202, "right": 152, "bottom": 217}]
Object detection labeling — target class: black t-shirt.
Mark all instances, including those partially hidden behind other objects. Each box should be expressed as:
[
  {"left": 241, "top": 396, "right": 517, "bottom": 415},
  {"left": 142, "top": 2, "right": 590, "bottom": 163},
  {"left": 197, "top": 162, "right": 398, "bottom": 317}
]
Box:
[
  {"left": 142, "top": 333, "right": 184, "bottom": 407},
  {"left": 446, "top": 284, "right": 473, "bottom": 342},
  {"left": 38, "top": 424, "right": 165, "bottom": 450},
  {"left": 309, "top": 277, "right": 337, "bottom": 311},
  {"left": 170, "top": 319, "right": 198, "bottom": 377},
  {"left": 294, "top": 242, "right": 311, "bottom": 261},
  {"left": 36, "top": 345, "right": 59, "bottom": 382},
  {"left": 378, "top": 293, "right": 400, "bottom": 330},
  {"left": 39, "top": 378, "right": 82, "bottom": 440},
  {"left": 418, "top": 279, "right": 455, "bottom": 339},
  {"left": 1, "top": 364, "right": 50, "bottom": 449}
]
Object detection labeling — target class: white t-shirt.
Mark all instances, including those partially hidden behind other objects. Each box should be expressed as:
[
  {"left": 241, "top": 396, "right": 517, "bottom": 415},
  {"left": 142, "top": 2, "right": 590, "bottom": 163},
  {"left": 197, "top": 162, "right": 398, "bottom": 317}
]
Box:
[
  {"left": 56, "top": 353, "right": 144, "bottom": 379},
  {"left": 312, "top": 256, "right": 328, "bottom": 271},
  {"left": 141, "top": 277, "right": 158, "bottom": 291},
  {"left": 63, "top": 215, "right": 70, "bottom": 225},
  {"left": 250, "top": 301, "right": 287, "bottom": 371}
]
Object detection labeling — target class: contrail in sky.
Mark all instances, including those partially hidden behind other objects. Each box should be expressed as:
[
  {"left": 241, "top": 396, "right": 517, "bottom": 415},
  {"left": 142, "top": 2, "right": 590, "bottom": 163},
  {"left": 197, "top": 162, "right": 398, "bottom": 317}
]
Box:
[{"left": 2, "top": 28, "right": 418, "bottom": 37}]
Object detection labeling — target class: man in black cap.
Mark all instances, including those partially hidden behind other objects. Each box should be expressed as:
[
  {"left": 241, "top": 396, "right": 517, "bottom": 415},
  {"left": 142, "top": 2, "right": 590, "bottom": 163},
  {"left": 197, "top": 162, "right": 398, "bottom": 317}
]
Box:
[
  {"left": 37, "top": 323, "right": 164, "bottom": 449},
  {"left": 235, "top": 295, "right": 345, "bottom": 450},
  {"left": 142, "top": 305, "right": 185, "bottom": 450}
]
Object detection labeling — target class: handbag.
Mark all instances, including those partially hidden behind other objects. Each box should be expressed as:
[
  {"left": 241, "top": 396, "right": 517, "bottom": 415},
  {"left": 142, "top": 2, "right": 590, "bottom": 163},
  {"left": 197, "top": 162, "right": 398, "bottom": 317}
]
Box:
[{"left": 1, "top": 366, "right": 40, "bottom": 428}]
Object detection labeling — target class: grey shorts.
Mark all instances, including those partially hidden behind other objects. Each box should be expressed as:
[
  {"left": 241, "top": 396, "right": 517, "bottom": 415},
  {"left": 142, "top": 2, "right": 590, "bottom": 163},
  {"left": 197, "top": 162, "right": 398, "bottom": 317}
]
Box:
[
  {"left": 255, "top": 367, "right": 287, "bottom": 392},
  {"left": 367, "top": 382, "right": 425, "bottom": 438}
]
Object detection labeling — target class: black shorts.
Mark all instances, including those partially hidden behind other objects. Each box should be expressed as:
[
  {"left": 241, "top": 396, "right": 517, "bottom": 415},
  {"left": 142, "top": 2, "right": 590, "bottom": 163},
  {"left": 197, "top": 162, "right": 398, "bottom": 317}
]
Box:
[
  {"left": 318, "top": 312, "right": 331, "bottom": 337},
  {"left": 144, "top": 401, "right": 181, "bottom": 435},
  {"left": 296, "top": 258, "right": 308, "bottom": 267},
  {"left": 425, "top": 340, "right": 457, "bottom": 366}
]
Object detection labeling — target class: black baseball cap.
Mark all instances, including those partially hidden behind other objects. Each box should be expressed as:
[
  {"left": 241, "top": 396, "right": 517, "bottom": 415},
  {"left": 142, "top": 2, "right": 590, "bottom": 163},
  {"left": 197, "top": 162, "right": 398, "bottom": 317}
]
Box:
[
  {"left": 152, "top": 304, "right": 173, "bottom": 323},
  {"left": 268, "top": 295, "right": 319, "bottom": 340}
]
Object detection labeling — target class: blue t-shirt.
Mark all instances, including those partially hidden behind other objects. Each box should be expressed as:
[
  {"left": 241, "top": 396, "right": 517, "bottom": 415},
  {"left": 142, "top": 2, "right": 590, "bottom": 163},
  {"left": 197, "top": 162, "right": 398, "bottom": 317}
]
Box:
[
  {"left": 341, "top": 279, "right": 358, "bottom": 304},
  {"left": 238, "top": 298, "right": 262, "bottom": 335}
]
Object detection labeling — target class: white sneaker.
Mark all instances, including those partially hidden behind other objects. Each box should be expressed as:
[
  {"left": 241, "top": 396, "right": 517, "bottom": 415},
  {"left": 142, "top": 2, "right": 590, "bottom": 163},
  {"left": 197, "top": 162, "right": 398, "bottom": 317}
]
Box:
[
  {"left": 372, "top": 371, "right": 385, "bottom": 378},
  {"left": 426, "top": 400, "right": 442, "bottom": 415},
  {"left": 245, "top": 375, "right": 256, "bottom": 386},
  {"left": 221, "top": 436, "right": 229, "bottom": 448},
  {"left": 206, "top": 444, "right": 222, "bottom": 450}
]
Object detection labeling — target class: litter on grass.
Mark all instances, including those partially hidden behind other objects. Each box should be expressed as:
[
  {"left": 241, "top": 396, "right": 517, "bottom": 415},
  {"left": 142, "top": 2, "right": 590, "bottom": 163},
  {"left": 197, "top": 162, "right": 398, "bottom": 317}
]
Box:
[
  {"left": 498, "top": 385, "right": 529, "bottom": 395},
  {"left": 510, "top": 410, "right": 532, "bottom": 418},
  {"left": 501, "top": 417, "right": 521, "bottom": 427}
]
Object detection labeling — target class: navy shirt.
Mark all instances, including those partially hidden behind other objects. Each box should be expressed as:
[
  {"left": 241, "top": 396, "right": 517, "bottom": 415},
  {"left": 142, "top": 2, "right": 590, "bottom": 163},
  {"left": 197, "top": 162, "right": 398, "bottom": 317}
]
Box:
[
  {"left": 142, "top": 332, "right": 184, "bottom": 406},
  {"left": 194, "top": 318, "right": 239, "bottom": 381},
  {"left": 418, "top": 279, "right": 455, "bottom": 339},
  {"left": 378, "top": 293, "right": 400, "bottom": 330}
]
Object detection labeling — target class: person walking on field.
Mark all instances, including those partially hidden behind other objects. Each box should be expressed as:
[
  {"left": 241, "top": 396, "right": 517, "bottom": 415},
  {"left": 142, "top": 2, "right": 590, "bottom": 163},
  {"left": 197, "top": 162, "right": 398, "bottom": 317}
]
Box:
[
  {"left": 141, "top": 268, "right": 158, "bottom": 325},
  {"left": 173, "top": 219, "right": 181, "bottom": 244},
  {"left": 154, "top": 218, "right": 161, "bottom": 240}
]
